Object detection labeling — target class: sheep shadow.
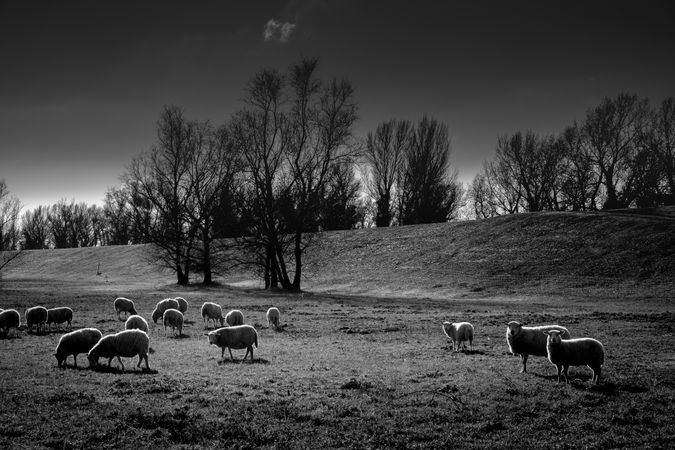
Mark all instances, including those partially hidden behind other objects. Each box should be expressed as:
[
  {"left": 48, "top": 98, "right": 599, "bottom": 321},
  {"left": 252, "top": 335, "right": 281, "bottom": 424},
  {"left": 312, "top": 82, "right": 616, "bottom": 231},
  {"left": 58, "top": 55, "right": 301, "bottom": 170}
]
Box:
[
  {"left": 217, "top": 357, "right": 271, "bottom": 365},
  {"left": 90, "top": 365, "right": 159, "bottom": 375},
  {"left": 166, "top": 333, "right": 191, "bottom": 339}
]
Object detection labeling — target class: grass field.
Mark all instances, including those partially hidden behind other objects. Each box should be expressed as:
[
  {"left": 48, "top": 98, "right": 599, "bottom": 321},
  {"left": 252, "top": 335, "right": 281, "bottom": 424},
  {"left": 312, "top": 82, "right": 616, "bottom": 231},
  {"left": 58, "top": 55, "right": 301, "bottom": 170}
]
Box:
[{"left": 1, "top": 210, "right": 674, "bottom": 449}]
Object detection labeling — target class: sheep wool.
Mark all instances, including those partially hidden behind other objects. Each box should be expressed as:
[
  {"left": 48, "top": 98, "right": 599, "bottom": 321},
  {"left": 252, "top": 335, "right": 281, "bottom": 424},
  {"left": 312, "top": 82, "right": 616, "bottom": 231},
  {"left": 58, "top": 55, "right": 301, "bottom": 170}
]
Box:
[
  {"left": 0, "top": 309, "right": 21, "bottom": 338},
  {"left": 125, "top": 315, "right": 149, "bottom": 333},
  {"left": 442, "top": 321, "right": 474, "bottom": 351},
  {"left": 46, "top": 307, "right": 73, "bottom": 331},
  {"left": 506, "top": 321, "right": 571, "bottom": 373},
  {"left": 163, "top": 308, "right": 184, "bottom": 337},
  {"left": 201, "top": 302, "right": 225, "bottom": 329},
  {"left": 87, "top": 329, "right": 150, "bottom": 371},
  {"left": 266, "top": 307, "right": 281, "bottom": 329},
  {"left": 225, "top": 309, "right": 244, "bottom": 326},
  {"left": 207, "top": 325, "right": 258, "bottom": 362},
  {"left": 55, "top": 328, "right": 103, "bottom": 368},
  {"left": 152, "top": 298, "right": 180, "bottom": 323},
  {"left": 114, "top": 297, "right": 138, "bottom": 320},
  {"left": 175, "top": 297, "right": 189, "bottom": 314},
  {"left": 545, "top": 330, "right": 605, "bottom": 384},
  {"left": 25, "top": 306, "right": 48, "bottom": 334}
]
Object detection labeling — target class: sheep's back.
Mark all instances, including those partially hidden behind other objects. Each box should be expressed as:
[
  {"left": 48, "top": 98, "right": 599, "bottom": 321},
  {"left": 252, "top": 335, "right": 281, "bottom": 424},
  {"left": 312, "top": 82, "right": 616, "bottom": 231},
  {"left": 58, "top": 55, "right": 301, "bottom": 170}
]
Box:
[
  {"left": 112, "top": 329, "right": 149, "bottom": 357},
  {"left": 57, "top": 328, "right": 102, "bottom": 355}
]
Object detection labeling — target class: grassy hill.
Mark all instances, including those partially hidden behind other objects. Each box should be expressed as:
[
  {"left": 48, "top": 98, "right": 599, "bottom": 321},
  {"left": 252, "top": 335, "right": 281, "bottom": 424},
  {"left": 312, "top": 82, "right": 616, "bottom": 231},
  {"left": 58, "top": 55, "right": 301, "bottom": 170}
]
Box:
[{"left": 2, "top": 208, "right": 674, "bottom": 299}]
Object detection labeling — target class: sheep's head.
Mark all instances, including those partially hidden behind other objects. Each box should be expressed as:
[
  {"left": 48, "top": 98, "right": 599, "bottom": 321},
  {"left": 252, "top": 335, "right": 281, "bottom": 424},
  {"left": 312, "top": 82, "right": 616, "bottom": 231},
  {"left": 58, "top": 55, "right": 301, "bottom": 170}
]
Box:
[
  {"left": 54, "top": 352, "right": 65, "bottom": 367},
  {"left": 506, "top": 321, "right": 522, "bottom": 337},
  {"left": 151, "top": 308, "right": 161, "bottom": 323},
  {"left": 130, "top": 307, "right": 138, "bottom": 315},
  {"left": 207, "top": 331, "right": 218, "bottom": 345},
  {"left": 544, "top": 330, "right": 563, "bottom": 346},
  {"left": 87, "top": 352, "right": 99, "bottom": 367}
]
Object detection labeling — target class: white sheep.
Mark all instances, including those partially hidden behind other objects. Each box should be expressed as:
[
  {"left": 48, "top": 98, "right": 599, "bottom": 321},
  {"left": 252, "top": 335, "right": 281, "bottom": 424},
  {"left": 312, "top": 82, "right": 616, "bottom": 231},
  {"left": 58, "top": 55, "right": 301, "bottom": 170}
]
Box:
[
  {"left": 87, "top": 329, "right": 150, "bottom": 371},
  {"left": 125, "top": 315, "right": 149, "bottom": 333},
  {"left": 266, "top": 307, "right": 281, "bottom": 329},
  {"left": 225, "top": 309, "right": 244, "bottom": 326},
  {"left": 46, "top": 307, "right": 73, "bottom": 331},
  {"left": 113, "top": 297, "right": 138, "bottom": 320},
  {"left": 442, "top": 321, "right": 474, "bottom": 352},
  {"left": 0, "top": 309, "right": 21, "bottom": 338},
  {"left": 25, "top": 306, "right": 48, "bottom": 334},
  {"left": 151, "top": 298, "right": 180, "bottom": 323},
  {"left": 506, "top": 321, "right": 571, "bottom": 373},
  {"left": 175, "top": 297, "right": 189, "bottom": 314},
  {"left": 54, "top": 328, "right": 103, "bottom": 368},
  {"left": 201, "top": 302, "right": 225, "bottom": 329},
  {"left": 207, "top": 325, "right": 258, "bottom": 362},
  {"left": 544, "top": 330, "right": 605, "bottom": 384},
  {"left": 163, "top": 308, "right": 184, "bottom": 337}
]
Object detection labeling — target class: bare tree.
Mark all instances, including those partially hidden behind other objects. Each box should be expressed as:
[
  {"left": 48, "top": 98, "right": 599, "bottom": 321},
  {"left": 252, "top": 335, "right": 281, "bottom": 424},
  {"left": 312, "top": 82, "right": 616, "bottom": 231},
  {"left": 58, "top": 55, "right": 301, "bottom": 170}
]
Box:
[
  {"left": 643, "top": 97, "right": 675, "bottom": 203},
  {"left": 364, "top": 120, "right": 410, "bottom": 226},
  {"left": 102, "top": 186, "right": 133, "bottom": 245},
  {"left": 469, "top": 171, "right": 499, "bottom": 219},
  {"left": 318, "top": 158, "right": 363, "bottom": 231},
  {"left": 557, "top": 123, "right": 602, "bottom": 211},
  {"left": 0, "top": 180, "right": 22, "bottom": 251},
  {"left": 21, "top": 206, "right": 49, "bottom": 249}
]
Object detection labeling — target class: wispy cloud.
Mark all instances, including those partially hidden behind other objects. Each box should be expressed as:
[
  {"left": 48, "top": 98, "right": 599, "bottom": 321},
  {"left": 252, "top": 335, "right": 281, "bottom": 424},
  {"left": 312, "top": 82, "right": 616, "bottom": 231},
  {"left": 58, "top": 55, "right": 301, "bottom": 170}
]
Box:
[{"left": 263, "top": 19, "right": 296, "bottom": 43}]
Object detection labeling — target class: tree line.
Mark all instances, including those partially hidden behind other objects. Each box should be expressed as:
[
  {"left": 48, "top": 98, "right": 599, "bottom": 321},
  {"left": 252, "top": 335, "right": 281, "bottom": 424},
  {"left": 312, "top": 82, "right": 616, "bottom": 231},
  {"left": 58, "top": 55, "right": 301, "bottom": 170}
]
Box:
[{"left": 468, "top": 93, "right": 675, "bottom": 217}]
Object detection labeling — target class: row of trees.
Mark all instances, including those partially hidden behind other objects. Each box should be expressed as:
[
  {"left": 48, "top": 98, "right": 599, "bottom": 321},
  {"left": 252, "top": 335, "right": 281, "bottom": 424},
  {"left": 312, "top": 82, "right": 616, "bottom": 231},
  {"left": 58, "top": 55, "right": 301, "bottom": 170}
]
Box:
[{"left": 469, "top": 94, "right": 675, "bottom": 217}]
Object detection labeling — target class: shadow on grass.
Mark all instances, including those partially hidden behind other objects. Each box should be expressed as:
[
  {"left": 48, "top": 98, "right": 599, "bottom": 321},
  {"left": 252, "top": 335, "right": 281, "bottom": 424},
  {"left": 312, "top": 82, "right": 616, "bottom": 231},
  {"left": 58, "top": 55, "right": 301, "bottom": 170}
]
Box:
[
  {"left": 217, "top": 357, "right": 270, "bottom": 365},
  {"left": 89, "top": 365, "right": 159, "bottom": 375}
]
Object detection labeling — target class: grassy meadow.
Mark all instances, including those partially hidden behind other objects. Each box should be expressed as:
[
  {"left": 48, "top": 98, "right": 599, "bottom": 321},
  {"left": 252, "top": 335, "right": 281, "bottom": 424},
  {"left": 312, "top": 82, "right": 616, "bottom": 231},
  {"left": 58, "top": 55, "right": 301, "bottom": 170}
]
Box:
[{"left": 1, "top": 210, "right": 674, "bottom": 449}]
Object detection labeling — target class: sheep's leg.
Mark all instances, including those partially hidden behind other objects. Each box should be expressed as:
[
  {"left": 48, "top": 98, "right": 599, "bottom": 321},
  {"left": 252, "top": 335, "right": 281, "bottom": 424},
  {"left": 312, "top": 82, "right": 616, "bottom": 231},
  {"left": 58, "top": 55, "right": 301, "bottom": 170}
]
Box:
[
  {"left": 563, "top": 365, "right": 570, "bottom": 383},
  {"left": 220, "top": 347, "right": 225, "bottom": 360},
  {"left": 556, "top": 365, "right": 563, "bottom": 383},
  {"left": 73, "top": 355, "right": 78, "bottom": 368},
  {"left": 521, "top": 354, "right": 528, "bottom": 373},
  {"left": 228, "top": 348, "right": 235, "bottom": 362},
  {"left": 117, "top": 356, "right": 125, "bottom": 371}
]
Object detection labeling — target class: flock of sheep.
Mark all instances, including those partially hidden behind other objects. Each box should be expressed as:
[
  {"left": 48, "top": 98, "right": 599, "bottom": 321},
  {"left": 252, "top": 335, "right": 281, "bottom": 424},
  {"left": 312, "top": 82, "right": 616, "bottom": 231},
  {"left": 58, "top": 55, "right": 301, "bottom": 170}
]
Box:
[
  {"left": 442, "top": 320, "right": 605, "bottom": 384},
  {"left": 0, "top": 297, "right": 283, "bottom": 371},
  {"left": 1, "top": 300, "right": 605, "bottom": 385}
]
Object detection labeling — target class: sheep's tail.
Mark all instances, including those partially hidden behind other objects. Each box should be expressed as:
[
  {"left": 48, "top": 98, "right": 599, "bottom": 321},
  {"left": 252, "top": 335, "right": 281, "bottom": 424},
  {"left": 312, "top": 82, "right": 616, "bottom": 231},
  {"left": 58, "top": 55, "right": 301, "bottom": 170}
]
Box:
[{"left": 254, "top": 333, "right": 258, "bottom": 348}]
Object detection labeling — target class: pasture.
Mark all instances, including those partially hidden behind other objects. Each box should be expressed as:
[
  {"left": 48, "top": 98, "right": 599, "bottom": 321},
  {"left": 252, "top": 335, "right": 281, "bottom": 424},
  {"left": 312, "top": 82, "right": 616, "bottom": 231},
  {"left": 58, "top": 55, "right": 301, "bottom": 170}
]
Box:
[{"left": 1, "top": 279, "right": 673, "bottom": 449}]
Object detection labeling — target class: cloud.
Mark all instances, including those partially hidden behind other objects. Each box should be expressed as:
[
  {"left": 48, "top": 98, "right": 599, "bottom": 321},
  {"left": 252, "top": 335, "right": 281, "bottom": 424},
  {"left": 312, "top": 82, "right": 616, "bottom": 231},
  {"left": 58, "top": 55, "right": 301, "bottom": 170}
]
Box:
[{"left": 263, "top": 19, "right": 296, "bottom": 43}]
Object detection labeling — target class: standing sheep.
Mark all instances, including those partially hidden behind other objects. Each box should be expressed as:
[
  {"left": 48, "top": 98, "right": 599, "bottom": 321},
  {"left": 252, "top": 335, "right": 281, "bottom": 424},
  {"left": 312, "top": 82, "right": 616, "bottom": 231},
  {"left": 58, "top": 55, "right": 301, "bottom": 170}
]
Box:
[
  {"left": 0, "top": 309, "right": 21, "bottom": 338},
  {"left": 163, "top": 309, "right": 184, "bottom": 337},
  {"left": 54, "top": 328, "right": 103, "bottom": 368},
  {"left": 506, "top": 321, "right": 571, "bottom": 373},
  {"left": 151, "top": 298, "right": 180, "bottom": 323},
  {"left": 544, "top": 330, "right": 605, "bottom": 384},
  {"left": 442, "top": 321, "right": 474, "bottom": 352},
  {"left": 114, "top": 297, "right": 138, "bottom": 320},
  {"left": 266, "top": 307, "right": 281, "bottom": 330},
  {"left": 225, "top": 309, "right": 244, "bottom": 326},
  {"left": 46, "top": 307, "right": 73, "bottom": 331},
  {"left": 87, "top": 329, "right": 150, "bottom": 371},
  {"left": 25, "top": 306, "right": 48, "bottom": 334},
  {"left": 125, "top": 315, "right": 149, "bottom": 333},
  {"left": 175, "top": 297, "right": 189, "bottom": 314},
  {"left": 201, "top": 302, "right": 225, "bottom": 329},
  {"left": 207, "top": 325, "right": 258, "bottom": 362}
]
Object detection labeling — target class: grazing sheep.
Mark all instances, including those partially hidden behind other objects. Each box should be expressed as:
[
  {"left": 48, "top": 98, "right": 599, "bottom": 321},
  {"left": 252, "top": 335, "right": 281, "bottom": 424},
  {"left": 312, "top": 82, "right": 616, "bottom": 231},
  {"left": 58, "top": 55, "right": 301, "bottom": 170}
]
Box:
[
  {"left": 54, "top": 328, "right": 103, "bottom": 368},
  {"left": 46, "top": 307, "right": 73, "bottom": 331},
  {"left": 87, "top": 329, "right": 150, "bottom": 371},
  {"left": 25, "top": 306, "right": 48, "bottom": 334},
  {"left": 225, "top": 309, "right": 244, "bottom": 326},
  {"left": 442, "top": 321, "right": 474, "bottom": 352},
  {"left": 506, "top": 321, "right": 571, "bottom": 373},
  {"left": 151, "top": 298, "right": 180, "bottom": 323},
  {"left": 163, "top": 308, "right": 184, "bottom": 337},
  {"left": 0, "top": 309, "right": 21, "bottom": 338},
  {"left": 207, "top": 325, "right": 258, "bottom": 362},
  {"left": 113, "top": 297, "right": 138, "bottom": 320},
  {"left": 125, "top": 315, "right": 149, "bottom": 333},
  {"left": 175, "top": 297, "right": 189, "bottom": 314},
  {"left": 201, "top": 302, "right": 225, "bottom": 329},
  {"left": 266, "top": 307, "right": 280, "bottom": 329},
  {"left": 545, "top": 330, "right": 605, "bottom": 384}
]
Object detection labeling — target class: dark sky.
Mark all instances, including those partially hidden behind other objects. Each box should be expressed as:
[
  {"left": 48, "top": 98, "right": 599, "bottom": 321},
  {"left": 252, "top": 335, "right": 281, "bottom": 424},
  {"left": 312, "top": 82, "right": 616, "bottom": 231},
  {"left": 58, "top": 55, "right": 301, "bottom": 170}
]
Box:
[{"left": 1, "top": 0, "right": 674, "bottom": 212}]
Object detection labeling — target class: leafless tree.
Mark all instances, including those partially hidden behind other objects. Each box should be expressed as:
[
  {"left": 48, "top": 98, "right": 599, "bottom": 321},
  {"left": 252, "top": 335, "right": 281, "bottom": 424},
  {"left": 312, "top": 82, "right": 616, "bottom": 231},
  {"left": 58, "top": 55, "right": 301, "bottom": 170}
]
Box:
[
  {"left": 642, "top": 97, "right": 675, "bottom": 204},
  {"left": 21, "top": 206, "right": 49, "bottom": 249},
  {"left": 0, "top": 180, "right": 22, "bottom": 251}
]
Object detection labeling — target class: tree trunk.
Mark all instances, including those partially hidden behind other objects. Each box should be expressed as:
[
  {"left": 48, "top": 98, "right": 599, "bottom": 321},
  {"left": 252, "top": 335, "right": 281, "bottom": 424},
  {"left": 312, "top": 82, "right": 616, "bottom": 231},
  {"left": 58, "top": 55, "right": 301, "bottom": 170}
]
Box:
[{"left": 292, "top": 231, "right": 302, "bottom": 290}]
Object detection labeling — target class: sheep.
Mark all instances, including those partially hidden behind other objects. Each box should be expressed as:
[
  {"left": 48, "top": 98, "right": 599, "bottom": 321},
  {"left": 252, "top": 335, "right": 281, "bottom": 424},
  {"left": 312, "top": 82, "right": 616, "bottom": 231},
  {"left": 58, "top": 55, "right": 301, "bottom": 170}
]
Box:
[
  {"left": 506, "top": 321, "right": 571, "bottom": 373},
  {"left": 225, "top": 309, "right": 244, "bottom": 326},
  {"left": 163, "top": 308, "right": 184, "bottom": 337},
  {"left": 113, "top": 297, "right": 137, "bottom": 320},
  {"left": 175, "top": 297, "right": 189, "bottom": 314},
  {"left": 25, "top": 306, "right": 48, "bottom": 334},
  {"left": 0, "top": 309, "right": 21, "bottom": 338},
  {"left": 207, "top": 325, "right": 258, "bottom": 362},
  {"left": 266, "top": 307, "right": 281, "bottom": 330},
  {"left": 442, "top": 321, "right": 474, "bottom": 352},
  {"left": 46, "top": 307, "right": 73, "bottom": 331},
  {"left": 201, "top": 302, "right": 225, "bottom": 329},
  {"left": 124, "top": 315, "right": 149, "bottom": 333},
  {"left": 544, "top": 330, "right": 605, "bottom": 384},
  {"left": 87, "top": 329, "right": 150, "bottom": 371},
  {"left": 151, "top": 298, "right": 180, "bottom": 323},
  {"left": 54, "top": 328, "right": 103, "bottom": 368}
]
